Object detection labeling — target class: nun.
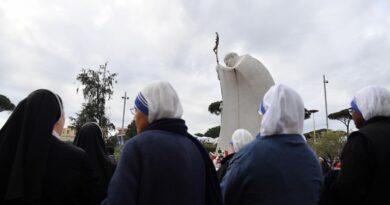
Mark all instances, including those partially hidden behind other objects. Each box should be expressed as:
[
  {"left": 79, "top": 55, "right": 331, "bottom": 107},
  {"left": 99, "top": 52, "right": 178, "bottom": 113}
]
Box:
[
  {"left": 103, "top": 81, "right": 222, "bottom": 205},
  {"left": 221, "top": 84, "right": 322, "bottom": 205},
  {"left": 320, "top": 85, "right": 390, "bottom": 204},
  {"left": 217, "top": 129, "right": 254, "bottom": 182},
  {"left": 0, "top": 89, "right": 99, "bottom": 205},
  {"left": 73, "top": 122, "right": 116, "bottom": 202}
]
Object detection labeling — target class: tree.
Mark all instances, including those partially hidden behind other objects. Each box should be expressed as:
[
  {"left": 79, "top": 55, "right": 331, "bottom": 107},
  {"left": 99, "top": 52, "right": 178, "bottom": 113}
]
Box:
[
  {"left": 124, "top": 120, "right": 137, "bottom": 141},
  {"left": 204, "top": 125, "right": 220, "bottom": 138},
  {"left": 208, "top": 101, "right": 222, "bottom": 115},
  {"left": 328, "top": 108, "right": 352, "bottom": 135},
  {"left": 304, "top": 108, "right": 311, "bottom": 120},
  {"left": 0, "top": 95, "right": 15, "bottom": 112},
  {"left": 105, "top": 135, "right": 119, "bottom": 152},
  {"left": 69, "top": 103, "right": 98, "bottom": 132},
  {"left": 70, "top": 62, "right": 118, "bottom": 135},
  {"left": 202, "top": 143, "right": 217, "bottom": 153},
  {"left": 307, "top": 130, "right": 347, "bottom": 160},
  {"left": 304, "top": 128, "right": 328, "bottom": 140},
  {"left": 304, "top": 108, "right": 320, "bottom": 120}
]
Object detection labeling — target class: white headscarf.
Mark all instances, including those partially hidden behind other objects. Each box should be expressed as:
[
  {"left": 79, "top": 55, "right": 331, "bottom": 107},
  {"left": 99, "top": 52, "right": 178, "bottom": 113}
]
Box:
[
  {"left": 139, "top": 81, "right": 183, "bottom": 123},
  {"left": 259, "top": 84, "right": 305, "bottom": 137},
  {"left": 352, "top": 85, "right": 390, "bottom": 121},
  {"left": 231, "top": 129, "right": 254, "bottom": 152}
]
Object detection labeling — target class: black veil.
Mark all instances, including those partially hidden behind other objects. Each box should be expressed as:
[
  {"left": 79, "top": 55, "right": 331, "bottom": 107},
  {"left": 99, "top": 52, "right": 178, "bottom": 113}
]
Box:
[
  {"left": 73, "top": 122, "right": 116, "bottom": 198},
  {"left": 0, "top": 89, "right": 62, "bottom": 203}
]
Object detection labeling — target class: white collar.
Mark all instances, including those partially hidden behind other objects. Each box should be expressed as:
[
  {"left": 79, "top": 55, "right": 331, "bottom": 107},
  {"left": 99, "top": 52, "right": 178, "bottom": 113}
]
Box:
[{"left": 52, "top": 130, "right": 61, "bottom": 140}]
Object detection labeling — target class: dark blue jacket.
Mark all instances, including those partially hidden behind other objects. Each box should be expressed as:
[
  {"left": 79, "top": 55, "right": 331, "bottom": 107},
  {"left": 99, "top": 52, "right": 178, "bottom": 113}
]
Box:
[
  {"left": 103, "top": 118, "right": 222, "bottom": 205},
  {"left": 221, "top": 134, "right": 322, "bottom": 205}
]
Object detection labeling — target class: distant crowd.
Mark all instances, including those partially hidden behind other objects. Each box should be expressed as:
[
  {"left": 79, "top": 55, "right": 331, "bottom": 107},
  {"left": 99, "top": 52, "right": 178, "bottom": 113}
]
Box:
[{"left": 1, "top": 81, "right": 390, "bottom": 205}]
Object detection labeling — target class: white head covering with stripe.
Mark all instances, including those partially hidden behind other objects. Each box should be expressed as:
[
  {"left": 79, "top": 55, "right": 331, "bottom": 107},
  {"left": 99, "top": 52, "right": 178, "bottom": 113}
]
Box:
[
  {"left": 259, "top": 84, "right": 305, "bottom": 137},
  {"left": 352, "top": 85, "right": 390, "bottom": 121},
  {"left": 135, "top": 81, "right": 183, "bottom": 123}
]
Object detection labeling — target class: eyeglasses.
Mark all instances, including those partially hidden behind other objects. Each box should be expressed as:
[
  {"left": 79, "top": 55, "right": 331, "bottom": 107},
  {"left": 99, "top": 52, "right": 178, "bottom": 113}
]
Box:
[
  {"left": 348, "top": 107, "right": 353, "bottom": 115},
  {"left": 130, "top": 107, "right": 138, "bottom": 115}
]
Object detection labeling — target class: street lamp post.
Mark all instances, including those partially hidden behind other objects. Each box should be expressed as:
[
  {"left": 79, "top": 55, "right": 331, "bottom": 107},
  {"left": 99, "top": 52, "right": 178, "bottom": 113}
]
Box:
[
  {"left": 323, "top": 75, "right": 329, "bottom": 131},
  {"left": 121, "top": 92, "right": 129, "bottom": 144},
  {"left": 309, "top": 109, "right": 319, "bottom": 143},
  {"left": 98, "top": 62, "right": 108, "bottom": 125}
]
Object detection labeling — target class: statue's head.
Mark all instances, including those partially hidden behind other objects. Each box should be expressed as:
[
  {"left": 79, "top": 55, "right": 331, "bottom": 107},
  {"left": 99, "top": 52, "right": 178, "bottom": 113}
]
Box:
[{"left": 224, "top": 52, "right": 239, "bottom": 67}]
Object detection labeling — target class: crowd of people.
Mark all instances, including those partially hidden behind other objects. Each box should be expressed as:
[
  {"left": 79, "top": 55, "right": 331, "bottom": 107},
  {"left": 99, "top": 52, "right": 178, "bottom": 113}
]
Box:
[{"left": 1, "top": 81, "right": 389, "bottom": 205}]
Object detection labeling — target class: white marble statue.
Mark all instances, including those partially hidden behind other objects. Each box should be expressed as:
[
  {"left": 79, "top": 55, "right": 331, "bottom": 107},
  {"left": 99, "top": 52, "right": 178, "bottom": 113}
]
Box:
[{"left": 216, "top": 52, "right": 275, "bottom": 152}]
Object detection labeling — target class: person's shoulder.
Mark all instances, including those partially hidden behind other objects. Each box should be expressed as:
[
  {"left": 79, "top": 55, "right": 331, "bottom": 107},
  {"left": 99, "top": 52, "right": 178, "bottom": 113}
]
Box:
[
  {"left": 121, "top": 132, "right": 154, "bottom": 154},
  {"left": 345, "top": 131, "right": 373, "bottom": 151},
  {"left": 130, "top": 130, "right": 179, "bottom": 143},
  {"left": 235, "top": 136, "right": 286, "bottom": 161},
  {"left": 249, "top": 135, "right": 276, "bottom": 148},
  {"left": 230, "top": 139, "right": 260, "bottom": 163},
  {"left": 50, "top": 137, "right": 87, "bottom": 159},
  {"left": 357, "top": 117, "right": 390, "bottom": 132},
  {"left": 125, "top": 130, "right": 157, "bottom": 145},
  {"left": 46, "top": 137, "right": 91, "bottom": 174},
  {"left": 348, "top": 130, "right": 369, "bottom": 142}
]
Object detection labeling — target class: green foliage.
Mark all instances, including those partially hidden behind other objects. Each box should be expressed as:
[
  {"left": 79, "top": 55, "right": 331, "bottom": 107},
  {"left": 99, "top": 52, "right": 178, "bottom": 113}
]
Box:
[
  {"left": 328, "top": 108, "right": 352, "bottom": 135},
  {"left": 71, "top": 63, "right": 117, "bottom": 135},
  {"left": 202, "top": 143, "right": 217, "bottom": 153},
  {"left": 328, "top": 108, "right": 351, "bottom": 119},
  {"left": 106, "top": 135, "right": 119, "bottom": 149},
  {"left": 204, "top": 101, "right": 222, "bottom": 142},
  {"left": 307, "top": 130, "right": 347, "bottom": 160},
  {"left": 208, "top": 101, "right": 222, "bottom": 115},
  {"left": 304, "top": 108, "right": 311, "bottom": 120},
  {"left": 69, "top": 103, "right": 99, "bottom": 133},
  {"left": 114, "top": 144, "right": 124, "bottom": 161},
  {"left": 304, "top": 128, "right": 329, "bottom": 139},
  {"left": 304, "top": 108, "right": 319, "bottom": 120},
  {"left": 204, "top": 126, "right": 220, "bottom": 138},
  {"left": 0, "top": 94, "right": 15, "bottom": 112},
  {"left": 124, "top": 120, "right": 137, "bottom": 141}
]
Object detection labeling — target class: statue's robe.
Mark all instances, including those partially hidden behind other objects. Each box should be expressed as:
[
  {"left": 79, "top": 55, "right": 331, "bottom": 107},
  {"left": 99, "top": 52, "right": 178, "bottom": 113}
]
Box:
[{"left": 216, "top": 54, "right": 274, "bottom": 151}]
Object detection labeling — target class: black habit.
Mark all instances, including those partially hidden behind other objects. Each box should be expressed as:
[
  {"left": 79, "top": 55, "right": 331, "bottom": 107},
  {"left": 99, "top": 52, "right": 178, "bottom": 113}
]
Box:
[
  {"left": 0, "top": 89, "right": 99, "bottom": 205},
  {"left": 73, "top": 122, "right": 116, "bottom": 202}
]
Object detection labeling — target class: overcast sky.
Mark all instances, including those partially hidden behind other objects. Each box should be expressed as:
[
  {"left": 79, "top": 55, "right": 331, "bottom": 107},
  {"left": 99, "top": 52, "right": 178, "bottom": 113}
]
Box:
[{"left": 1, "top": 0, "right": 390, "bottom": 135}]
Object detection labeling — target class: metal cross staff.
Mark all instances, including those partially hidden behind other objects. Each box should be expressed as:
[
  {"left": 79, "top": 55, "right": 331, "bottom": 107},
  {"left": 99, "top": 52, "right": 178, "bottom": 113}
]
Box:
[{"left": 213, "top": 32, "right": 219, "bottom": 64}]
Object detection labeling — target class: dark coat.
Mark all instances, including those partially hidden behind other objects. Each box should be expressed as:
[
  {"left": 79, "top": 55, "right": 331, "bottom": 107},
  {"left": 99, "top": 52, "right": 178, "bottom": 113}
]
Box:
[
  {"left": 73, "top": 122, "right": 116, "bottom": 202},
  {"left": 0, "top": 89, "right": 99, "bottom": 205},
  {"left": 217, "top": 153, "right": 235, "bottom": 182},
  {"left": 103, "top": 118, "right": 222, "bottom": 205},
  {"left": 325, "top": 117, "right": 390, "bottom": 205},
  {"left": 41, "top": 137, "right": 100, "bottom": 205},
  {"left": 221, "top": 134, "right": 322, "bottom": 205}
]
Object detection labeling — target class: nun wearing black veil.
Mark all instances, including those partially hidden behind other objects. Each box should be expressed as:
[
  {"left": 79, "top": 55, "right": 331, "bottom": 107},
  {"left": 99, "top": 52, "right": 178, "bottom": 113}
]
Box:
[
  {"left": 0, "top": 89, "right": 99, "bottom": 205},
  {"left": 73, "top": 122, "right": 116, "bottom": 201}
]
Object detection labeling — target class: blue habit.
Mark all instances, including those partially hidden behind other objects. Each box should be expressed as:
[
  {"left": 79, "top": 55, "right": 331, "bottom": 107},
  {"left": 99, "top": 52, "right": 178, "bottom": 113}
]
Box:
[
  {"left": 103, "top": 118, "right": 222, "bottom": 205},
  {"left": 221, "top": 134, "right": 322, "bottom": 205}
]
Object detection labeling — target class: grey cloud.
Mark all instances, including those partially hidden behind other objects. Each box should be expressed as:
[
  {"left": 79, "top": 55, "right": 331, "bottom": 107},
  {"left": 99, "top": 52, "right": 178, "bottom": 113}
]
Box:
[{"left": 1, "top": 0, "right": 390, "bottom": 135}]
